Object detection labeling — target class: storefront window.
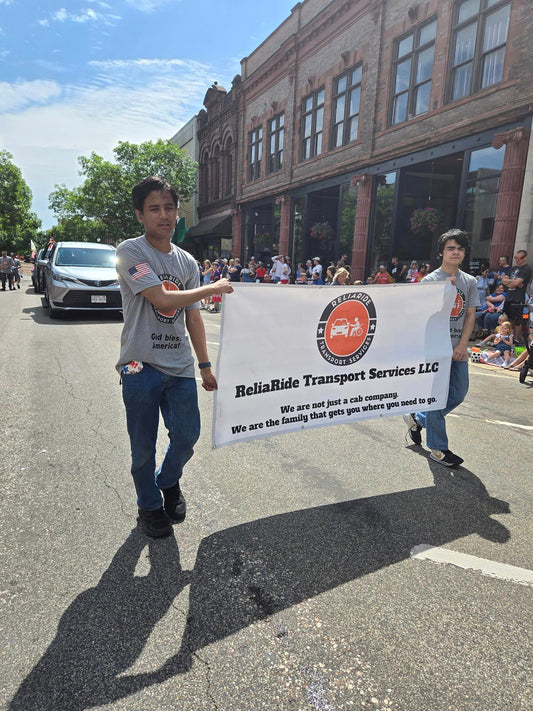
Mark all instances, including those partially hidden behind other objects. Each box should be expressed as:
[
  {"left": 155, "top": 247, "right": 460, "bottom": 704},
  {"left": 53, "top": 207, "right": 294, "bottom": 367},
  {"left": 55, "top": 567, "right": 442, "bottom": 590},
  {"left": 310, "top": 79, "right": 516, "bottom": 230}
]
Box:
[
  {"left": 244, "top": 203, "right": 275, "bottom": 262},
  {"left": 368, "top": 173, "right": 397, "bottom": 279},
  {"left": 291, "top": 197, "right": 306, "bottom": 267},
  {"left": 463, "top": 144, "right": 503, "bottom": 264},
  {"left": 339, "top": 183, "right": 358, "bottom": 261}
]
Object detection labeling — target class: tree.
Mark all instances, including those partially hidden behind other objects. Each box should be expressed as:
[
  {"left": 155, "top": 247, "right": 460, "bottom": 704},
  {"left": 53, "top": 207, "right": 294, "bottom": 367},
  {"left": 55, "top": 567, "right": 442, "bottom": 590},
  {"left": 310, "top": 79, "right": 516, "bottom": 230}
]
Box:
[
  {"left": 49, "top": 140, "right": 198, "bottom": 244},
  {"left": 0, "top": 150, "right": 41, "bottom": 253}
]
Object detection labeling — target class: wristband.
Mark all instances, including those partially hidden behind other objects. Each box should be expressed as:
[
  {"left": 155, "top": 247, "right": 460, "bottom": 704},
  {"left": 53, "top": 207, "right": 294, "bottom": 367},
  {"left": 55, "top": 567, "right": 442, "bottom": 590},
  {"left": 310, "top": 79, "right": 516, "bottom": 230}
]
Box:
[{"left": 198, "top": 361, "right": 212, "bottom": 369}]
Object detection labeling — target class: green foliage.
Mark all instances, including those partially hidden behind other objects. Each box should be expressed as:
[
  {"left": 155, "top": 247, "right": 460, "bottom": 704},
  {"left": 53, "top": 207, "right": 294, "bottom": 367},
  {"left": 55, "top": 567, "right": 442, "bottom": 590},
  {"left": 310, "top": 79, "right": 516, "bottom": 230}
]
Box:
[
  {"left": 49, "top": 139, "right": 198, "bottom": 244},
  {"left": 0, "top": 150, "right": 41, "bottom": 253},
  {"left": 410, "top": 207, "right": 442, "bottom": 234}
]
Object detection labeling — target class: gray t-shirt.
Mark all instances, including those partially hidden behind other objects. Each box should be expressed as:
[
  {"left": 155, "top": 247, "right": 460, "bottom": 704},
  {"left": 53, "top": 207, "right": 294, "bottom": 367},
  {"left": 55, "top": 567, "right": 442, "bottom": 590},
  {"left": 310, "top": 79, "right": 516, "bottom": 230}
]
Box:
[
  {"left": 115, "top": 235, "right": 200, "bottom": 377},
  {"left": 423, "top": 267, "right": 480, "bottom": 346},
  {"left": 1, "top": 256, "right": 13, "bottom": 274}
]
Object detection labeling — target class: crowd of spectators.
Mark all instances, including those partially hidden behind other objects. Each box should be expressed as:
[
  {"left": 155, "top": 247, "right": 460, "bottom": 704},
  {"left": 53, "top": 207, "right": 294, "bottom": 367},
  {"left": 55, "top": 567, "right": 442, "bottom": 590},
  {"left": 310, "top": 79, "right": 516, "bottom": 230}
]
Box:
[{"left": 195, "top": 254, "right": 439, "bottom": 298}]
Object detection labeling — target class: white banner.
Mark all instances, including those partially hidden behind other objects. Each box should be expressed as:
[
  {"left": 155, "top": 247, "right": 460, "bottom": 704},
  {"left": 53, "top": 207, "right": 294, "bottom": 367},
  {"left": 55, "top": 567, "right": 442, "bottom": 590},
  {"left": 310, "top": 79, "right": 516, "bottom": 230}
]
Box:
[{"left": 213, "top": 282, "right": 455, "bottom": 448}]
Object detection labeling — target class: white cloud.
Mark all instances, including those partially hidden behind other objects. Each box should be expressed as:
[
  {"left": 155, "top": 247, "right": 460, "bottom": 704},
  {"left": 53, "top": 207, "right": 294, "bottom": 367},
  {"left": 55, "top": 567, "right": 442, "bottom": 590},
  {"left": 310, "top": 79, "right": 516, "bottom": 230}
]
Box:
[
  {"left": 41, "top": 7, "right": 121, "bottom": 25},
  {"left": 0, "top": 80, "right": 62, "bottom": 111},
  {"left": 123, "top": 0, "right": 178, "bottom": 12},
  {"left": 0, "top": 59, "right": 215, "bottom": 228}
]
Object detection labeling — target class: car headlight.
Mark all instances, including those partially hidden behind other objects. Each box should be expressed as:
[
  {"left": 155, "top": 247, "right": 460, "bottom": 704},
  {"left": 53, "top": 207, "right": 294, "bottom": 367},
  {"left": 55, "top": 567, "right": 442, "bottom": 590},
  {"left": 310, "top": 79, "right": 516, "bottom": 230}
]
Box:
[{"left": 51, "top": 271, "right": 66, "bottom": 283}]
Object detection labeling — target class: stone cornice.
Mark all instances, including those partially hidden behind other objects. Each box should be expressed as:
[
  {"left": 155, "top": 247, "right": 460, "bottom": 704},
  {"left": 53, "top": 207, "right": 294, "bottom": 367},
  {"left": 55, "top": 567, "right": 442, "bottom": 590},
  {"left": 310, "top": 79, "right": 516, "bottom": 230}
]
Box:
[{"left": 243, "top": 0, "right": 372, "bottom": 100}]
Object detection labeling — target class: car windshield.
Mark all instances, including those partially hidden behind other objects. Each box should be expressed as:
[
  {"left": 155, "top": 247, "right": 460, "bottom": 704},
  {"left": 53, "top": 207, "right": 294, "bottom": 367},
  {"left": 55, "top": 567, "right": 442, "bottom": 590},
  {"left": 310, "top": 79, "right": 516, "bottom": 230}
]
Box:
[{"left": 55, "top": 247, "right": 116, "bottom": 268}]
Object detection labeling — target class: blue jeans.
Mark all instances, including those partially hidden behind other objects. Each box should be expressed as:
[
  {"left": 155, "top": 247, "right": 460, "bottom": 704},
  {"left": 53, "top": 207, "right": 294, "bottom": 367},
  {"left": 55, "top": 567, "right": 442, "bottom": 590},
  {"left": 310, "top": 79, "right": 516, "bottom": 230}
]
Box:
[
  {"left": 1, "top": 272, "right": 14, "bottom": 289},
  {"left": 415, "top": 359, "right": 469, "bottom": 451},
  {"left": 122, "top": 364, "right": 200, "bottom": 510}
]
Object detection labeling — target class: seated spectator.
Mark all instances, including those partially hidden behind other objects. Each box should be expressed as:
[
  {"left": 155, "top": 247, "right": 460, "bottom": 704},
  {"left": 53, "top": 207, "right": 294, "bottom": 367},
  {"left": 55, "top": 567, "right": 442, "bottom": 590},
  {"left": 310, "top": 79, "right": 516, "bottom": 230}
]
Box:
[
  {"left": 255, "top": 262, "right": 266, "bottom": 283},
  {"left": 508, "top": 347, "right": 530, "bottom": 371},
  {"left": 372, "top": 265, "right": 394, "bottom": 284},
  {"left": 479, "top": 320, "right": 514, "bottom": 367},
  {"left": 475, "top": 284, "right": 506, "bottom": 335}
]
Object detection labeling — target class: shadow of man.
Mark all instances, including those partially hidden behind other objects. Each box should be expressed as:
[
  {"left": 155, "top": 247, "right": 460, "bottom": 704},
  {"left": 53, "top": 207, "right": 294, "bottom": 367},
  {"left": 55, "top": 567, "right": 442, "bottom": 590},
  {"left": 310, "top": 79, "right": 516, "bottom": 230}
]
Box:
[
  {"left": 117, "top": 470, "right": 510, "bottom": 683},
  {"left": 9, "top": 471, "right": 509, "bottom": 708},
  {"left": 8, "top": 528, "right": 191, "bottom": 711}
]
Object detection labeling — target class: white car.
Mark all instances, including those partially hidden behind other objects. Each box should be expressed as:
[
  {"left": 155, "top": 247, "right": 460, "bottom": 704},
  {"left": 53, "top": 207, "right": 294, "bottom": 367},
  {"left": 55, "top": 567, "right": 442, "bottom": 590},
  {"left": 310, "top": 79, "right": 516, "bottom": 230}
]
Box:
[{"left": 42, "top": 241, "right": 122, "bottom": 318}]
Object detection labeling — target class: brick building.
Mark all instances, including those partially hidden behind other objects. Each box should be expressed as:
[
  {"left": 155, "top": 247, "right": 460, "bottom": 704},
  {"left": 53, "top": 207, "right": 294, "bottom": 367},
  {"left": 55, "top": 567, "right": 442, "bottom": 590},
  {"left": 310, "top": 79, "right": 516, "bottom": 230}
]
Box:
[
  {"left": 192, "top": 0, "right": 532, "bottom": 280},
  {"left": 170, "top": 116, "right": 198, "bottom": 237}
]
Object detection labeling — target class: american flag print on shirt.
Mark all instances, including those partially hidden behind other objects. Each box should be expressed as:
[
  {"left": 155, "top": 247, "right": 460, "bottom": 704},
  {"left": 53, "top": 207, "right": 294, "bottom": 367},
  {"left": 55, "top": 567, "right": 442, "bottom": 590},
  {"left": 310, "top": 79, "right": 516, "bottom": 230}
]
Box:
[{"left": 128, "top": 262, "right": 151, "bottom": 280}]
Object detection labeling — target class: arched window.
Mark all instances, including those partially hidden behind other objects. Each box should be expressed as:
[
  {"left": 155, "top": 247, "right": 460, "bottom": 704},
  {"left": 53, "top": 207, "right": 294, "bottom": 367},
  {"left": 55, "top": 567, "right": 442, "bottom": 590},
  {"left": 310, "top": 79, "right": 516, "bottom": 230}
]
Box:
[
  {"left": 224, "top": 136, "right": 233, "bottom": 195},
  {"left": 199, "top": 150, "right": 209, "bottom": 205},
  {"left": 212, "top": 145, "right": 220, "bottom": 200}
]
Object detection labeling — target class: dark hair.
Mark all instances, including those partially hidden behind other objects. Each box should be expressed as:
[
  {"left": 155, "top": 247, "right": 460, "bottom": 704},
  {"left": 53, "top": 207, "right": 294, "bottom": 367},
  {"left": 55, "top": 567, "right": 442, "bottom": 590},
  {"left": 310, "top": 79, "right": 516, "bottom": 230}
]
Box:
[
  {"left": 132, "top": 176, "right": 179, "bottom": 212},
  {"left": 516, "top": 249, "right": 528, "bottom": 258},
  {"left": 437, "top": 228, "right": 468, "bottom": 257}
]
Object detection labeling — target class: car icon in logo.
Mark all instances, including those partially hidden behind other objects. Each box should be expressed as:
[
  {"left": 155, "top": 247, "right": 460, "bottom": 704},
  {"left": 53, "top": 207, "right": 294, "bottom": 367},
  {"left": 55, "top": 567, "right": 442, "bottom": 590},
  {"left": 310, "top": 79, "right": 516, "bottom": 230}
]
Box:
[
  {"left": 330, "top": 317, "right": 363, "bottom": 338},
  {"left": 330, "top": 318, "right": 350, "bottom": 337}
]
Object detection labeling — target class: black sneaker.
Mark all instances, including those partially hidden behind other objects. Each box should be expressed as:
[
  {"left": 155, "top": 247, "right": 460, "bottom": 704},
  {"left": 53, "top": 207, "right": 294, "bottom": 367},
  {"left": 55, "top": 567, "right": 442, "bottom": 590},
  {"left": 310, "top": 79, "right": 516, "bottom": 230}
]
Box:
[
  {"left": 519, "top": 364, "right": 529, "bottom": 384},
  {"left": 137, "top": 507, "right": 173, "bottom": 538},
  {"left": 430, "top": 449, "right": 464, "bottom": 467},
  {"left": 403, "top": 413, "right": 422, "bottom": 445},
  {"left": 162, "top": 481, "right": 186, "bottom": 523}
]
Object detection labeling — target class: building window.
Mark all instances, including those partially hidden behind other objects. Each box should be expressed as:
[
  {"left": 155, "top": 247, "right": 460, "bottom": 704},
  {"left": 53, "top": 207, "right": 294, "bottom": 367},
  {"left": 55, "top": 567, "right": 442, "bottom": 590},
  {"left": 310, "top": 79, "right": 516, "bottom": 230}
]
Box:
[
  {"left": 212, "top": 145, "right": 220, "bottom": 200},
  {"left": 267, "top": 114, "right": 284, "bottom": 173},
  {"left": 331, "top": 66, "right": 362, "bottom": 147},
  {"left": 463, "top": 145, "right": 504, "bottom": 262},
  {"left": 248, "top": 127, "right": 262, "bottom": 181},
  {"left": 224, "top": 137, "right": 233, "bottom": 195},
  {"left": 199, "top": 155, "right": 209, "bottom": 205},
  {"left": 449, "top": 0, "right": 510, "bottom": 102},
  {"left": 301, "top": 88, "right": 325, "bottom": 161},
  {"left": 390, "top": 17, "right": 437, "bottom": 125}
]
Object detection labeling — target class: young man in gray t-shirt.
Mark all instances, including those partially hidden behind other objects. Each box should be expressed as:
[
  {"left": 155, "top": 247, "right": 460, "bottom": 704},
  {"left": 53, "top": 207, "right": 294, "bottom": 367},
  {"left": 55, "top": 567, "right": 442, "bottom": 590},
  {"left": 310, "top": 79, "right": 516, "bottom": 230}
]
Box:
[
  {"left": 403, "top": 229, "right": 479, "bottom": 467},
  {"left": 116, "top": 176, "right": 233, "bottom": 538}
]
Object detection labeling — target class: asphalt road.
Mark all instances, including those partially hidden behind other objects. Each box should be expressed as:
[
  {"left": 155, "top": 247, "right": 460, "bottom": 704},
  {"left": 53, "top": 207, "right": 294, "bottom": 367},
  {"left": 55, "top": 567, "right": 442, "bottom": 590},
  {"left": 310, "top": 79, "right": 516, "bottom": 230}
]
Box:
[{"left": 1, "top": 281, "right": 532, "bottom": 711}]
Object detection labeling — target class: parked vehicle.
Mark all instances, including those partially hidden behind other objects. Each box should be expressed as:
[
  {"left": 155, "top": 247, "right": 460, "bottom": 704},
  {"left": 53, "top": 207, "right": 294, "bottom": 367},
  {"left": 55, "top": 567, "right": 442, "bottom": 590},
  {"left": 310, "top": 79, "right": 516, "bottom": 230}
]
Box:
[
  {"left": 42, "top": 241, "right": 122, "bottom": 318},
  {"left": 31, "top": 248, "right": 45, "bottom": 290},
  {"left": 33, "top": 247, "right": 52, "bottom": 293}
]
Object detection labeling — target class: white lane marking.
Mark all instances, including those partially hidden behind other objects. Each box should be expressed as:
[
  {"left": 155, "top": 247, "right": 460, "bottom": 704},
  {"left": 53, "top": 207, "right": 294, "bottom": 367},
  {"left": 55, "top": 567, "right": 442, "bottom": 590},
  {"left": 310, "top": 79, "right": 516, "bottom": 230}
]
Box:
[
  {"left": 206, "top": 341, "right": 220, "bottom": 346},
  {"left": 486, "top": 419, "right": 533, "bottom": 431},
  {"left": 411, "top": 544, "right": 533, "bottom": 587},
  {"left": 448, "top": 413, "right": 532, "bottom": 430}
]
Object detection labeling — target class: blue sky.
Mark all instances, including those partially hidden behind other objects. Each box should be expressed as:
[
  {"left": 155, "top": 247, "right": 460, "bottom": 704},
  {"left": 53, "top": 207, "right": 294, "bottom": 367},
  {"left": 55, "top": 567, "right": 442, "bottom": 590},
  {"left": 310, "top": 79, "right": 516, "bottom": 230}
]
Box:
[{"left": 0, "top": 0, "right": 294, "bottom": 229}]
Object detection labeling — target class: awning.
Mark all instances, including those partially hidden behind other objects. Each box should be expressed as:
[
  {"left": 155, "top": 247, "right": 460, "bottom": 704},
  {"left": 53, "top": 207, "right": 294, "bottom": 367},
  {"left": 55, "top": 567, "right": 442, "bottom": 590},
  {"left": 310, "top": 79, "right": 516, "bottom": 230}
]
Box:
[{"left": 186, "top": 215, "right": 232, "bottom": 238}]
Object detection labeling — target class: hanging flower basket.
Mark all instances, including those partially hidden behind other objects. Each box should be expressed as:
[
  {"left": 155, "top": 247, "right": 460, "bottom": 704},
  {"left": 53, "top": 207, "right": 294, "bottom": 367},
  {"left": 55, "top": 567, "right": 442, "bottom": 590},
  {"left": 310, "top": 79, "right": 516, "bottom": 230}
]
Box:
[
  {"left": 410, "top": 207, "right": 442, "bottom": 234},
  {"left": 310, "top": 222, "right": 334, "bottom": 240}
]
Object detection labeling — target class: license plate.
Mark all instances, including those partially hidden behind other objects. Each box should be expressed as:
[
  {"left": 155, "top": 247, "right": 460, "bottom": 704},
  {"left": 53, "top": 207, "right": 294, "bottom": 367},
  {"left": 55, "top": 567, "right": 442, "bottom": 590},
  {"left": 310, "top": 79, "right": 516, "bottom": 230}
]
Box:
[{"left": 91, "top": 295, "right": 107, "bottom": 303}]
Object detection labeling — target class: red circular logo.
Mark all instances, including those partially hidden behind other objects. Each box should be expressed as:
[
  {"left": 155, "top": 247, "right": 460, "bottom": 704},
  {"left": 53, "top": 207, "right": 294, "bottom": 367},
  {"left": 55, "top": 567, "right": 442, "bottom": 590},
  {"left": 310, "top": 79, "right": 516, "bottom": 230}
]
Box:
[
  {"left": 317, "top": 292, "right": 376, "bottom": 365},
  {"left": 450, "top": 288, "right": 465, "bottom": 320},
  {"left": 158, "top": 280, "right": 178, "bottom": 318}
]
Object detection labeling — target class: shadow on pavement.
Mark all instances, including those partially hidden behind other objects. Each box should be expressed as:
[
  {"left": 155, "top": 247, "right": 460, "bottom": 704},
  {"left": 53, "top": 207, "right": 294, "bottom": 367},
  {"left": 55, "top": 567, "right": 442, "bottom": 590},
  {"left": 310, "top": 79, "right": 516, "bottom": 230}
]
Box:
[
  {"left": 21, "top": 304, "right": 123, "bottom": 326},
  {"left": 9, "top": 471, "right": 509, "bottom": 709}
]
